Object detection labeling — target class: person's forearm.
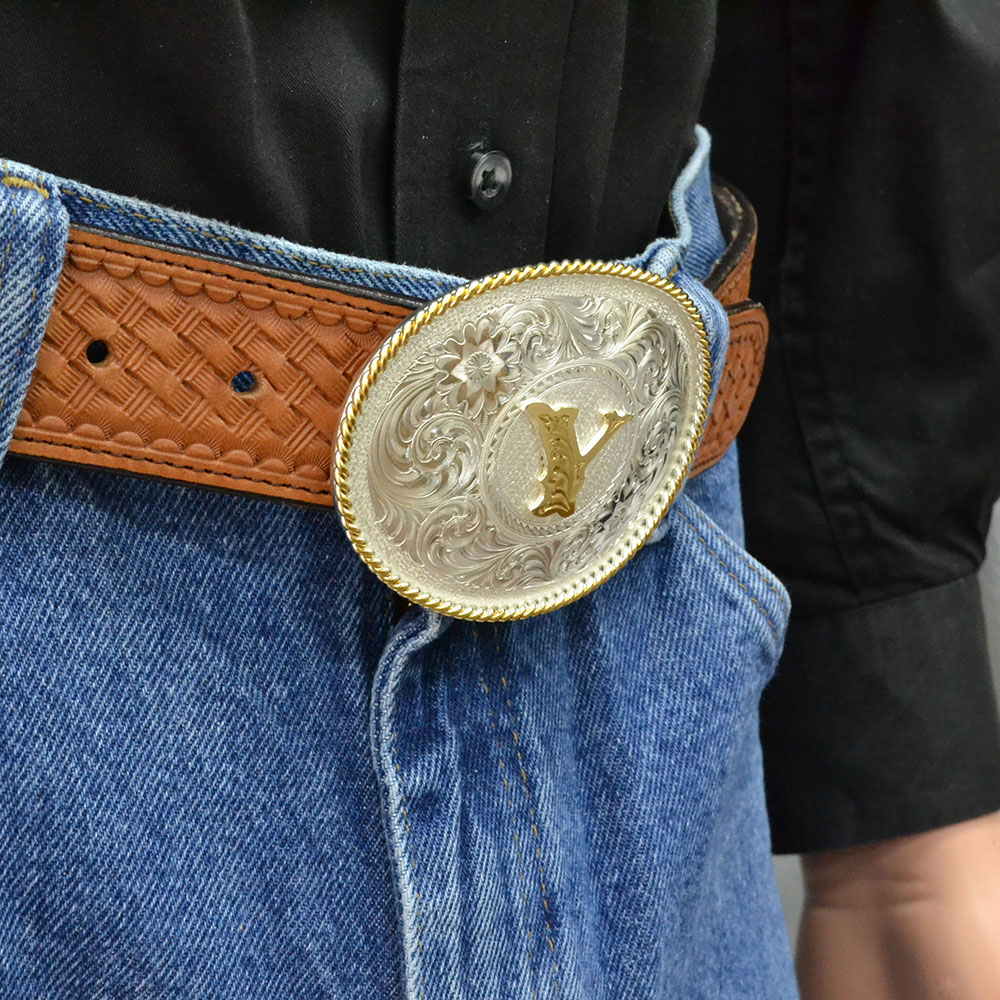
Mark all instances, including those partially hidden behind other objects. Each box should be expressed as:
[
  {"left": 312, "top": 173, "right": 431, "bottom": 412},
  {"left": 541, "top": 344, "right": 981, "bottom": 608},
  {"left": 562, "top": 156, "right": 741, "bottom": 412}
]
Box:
[{"left": 797, "top": 811, "right": 1000, "bottom": 999}]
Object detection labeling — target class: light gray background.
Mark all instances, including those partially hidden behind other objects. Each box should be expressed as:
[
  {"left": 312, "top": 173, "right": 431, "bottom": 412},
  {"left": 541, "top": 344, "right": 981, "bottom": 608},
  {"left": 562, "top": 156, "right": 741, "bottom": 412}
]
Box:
[{"left": 773, "top": 506, "right": 1000, "bottom": 946}]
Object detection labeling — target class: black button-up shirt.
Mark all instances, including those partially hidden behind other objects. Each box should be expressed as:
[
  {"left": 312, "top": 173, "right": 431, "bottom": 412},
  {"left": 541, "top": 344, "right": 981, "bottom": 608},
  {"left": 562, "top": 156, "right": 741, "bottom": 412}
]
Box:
[{"left": 3, "top": 1, "right": 999, "bottom": 853}]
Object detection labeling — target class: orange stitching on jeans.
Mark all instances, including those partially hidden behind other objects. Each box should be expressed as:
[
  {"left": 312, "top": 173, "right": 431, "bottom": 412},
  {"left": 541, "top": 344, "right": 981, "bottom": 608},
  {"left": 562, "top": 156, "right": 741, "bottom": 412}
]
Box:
[
  {"left": 392, "top": 731, "right": 427, "bottom": 1000},
  {"left": 688, "top": 503, "right": 790, "bottom": 611},
  {"left": 2, "top": 170, "right": 50, "bottom": 200},
  {"left": 491, "top": 647, "right": 560, "bottom": 997},
  {"left": 673, "top": 505, "right": 780, "bottom": 640},
  {"left": 478, "top": 643, "right": 538, "bottom": 997}
]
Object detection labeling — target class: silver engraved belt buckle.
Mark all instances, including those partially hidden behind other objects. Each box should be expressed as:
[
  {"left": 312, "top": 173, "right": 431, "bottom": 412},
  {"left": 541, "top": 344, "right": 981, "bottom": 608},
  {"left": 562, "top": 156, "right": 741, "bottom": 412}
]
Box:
[{"left": 333, "top": 260, "right": 711, "bottom": 621}]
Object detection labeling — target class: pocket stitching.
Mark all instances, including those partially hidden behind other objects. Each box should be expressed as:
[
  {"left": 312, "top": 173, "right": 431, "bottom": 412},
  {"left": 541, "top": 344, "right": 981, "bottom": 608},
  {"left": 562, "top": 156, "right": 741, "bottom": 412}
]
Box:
[
  {"left": 688, "top": 502, "right": 790, "bottom": 612},
  {"left": 673, "top": 503, "right": 781, "bottom": 641}
]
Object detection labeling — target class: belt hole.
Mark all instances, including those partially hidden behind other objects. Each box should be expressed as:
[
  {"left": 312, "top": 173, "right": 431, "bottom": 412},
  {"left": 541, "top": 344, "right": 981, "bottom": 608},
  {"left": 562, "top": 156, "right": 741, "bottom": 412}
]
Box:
[
  {"left": 86, "top": 339, "right": 110, "bottom": 365},
  {"left": 231, "top": 370, "right": 258, "bottom": 394}
]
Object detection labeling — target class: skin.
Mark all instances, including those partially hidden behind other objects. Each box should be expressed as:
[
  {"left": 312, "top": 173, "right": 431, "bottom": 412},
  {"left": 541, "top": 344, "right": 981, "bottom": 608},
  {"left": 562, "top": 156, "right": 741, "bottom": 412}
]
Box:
[{"left": 796, "top": 811, "right": 1000, "bottom": 999}]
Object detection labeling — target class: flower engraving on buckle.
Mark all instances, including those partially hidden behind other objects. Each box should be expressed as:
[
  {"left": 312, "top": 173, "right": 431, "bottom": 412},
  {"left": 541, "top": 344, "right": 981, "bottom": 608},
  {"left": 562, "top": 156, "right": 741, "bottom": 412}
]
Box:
[
  {"left": 434, "top": 319, "right": 518, "bottom": 417},
  {"left": 333, "top": 261, "right": 711, "bottom": 621}
]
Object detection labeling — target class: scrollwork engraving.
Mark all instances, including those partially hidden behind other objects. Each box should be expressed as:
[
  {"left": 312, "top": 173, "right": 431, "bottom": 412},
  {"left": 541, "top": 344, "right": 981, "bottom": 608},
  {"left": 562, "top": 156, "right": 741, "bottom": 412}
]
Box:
[{"left": 366, "top": 291, "right": 691, "bottom": 593}]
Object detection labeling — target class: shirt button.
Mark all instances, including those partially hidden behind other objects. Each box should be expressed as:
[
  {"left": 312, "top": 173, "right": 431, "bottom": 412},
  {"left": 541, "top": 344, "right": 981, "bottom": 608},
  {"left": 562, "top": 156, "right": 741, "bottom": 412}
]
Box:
[{"left": 469, "top": 149, "right": 512, "bottom": 211}]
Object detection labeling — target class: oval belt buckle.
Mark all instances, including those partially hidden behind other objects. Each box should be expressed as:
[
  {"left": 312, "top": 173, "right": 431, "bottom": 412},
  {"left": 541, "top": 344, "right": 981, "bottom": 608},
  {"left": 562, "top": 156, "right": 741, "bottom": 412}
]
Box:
[{"left": 333, "top": 260, "right": 711, "bottom": 621}]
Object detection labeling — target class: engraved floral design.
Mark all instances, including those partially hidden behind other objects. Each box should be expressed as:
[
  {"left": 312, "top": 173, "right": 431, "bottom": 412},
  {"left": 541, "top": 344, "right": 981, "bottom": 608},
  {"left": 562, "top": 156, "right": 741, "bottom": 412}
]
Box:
[
  {"left": 367, "top": 289, "right": 695, "bottom": 595},
  {"left": 434, "top": 318, "right": 519, "bottom": 417}
]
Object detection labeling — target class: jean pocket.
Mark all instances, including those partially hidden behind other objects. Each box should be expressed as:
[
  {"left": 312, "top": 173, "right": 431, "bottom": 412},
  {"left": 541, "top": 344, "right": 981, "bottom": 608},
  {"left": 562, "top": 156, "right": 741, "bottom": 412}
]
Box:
[{"left": 665, "top": 492, "right": 791, "bottom": 689}]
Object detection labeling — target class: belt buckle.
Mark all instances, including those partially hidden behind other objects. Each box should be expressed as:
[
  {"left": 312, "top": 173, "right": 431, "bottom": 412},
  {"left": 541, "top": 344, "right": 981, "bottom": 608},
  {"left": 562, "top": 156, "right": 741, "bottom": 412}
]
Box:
[{"left": 333, "top": 260, "right": 710, "bottom": 621}]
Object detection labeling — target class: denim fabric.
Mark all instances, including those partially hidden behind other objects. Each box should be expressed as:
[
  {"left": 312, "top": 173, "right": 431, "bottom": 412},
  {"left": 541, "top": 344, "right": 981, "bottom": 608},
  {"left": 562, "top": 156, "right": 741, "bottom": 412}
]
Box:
[
  {"left": 0, "top": 166, "right": 69, "bottom": 463},
  {"left": 0, "top": 128, "right": 797, "bottom": 998}
]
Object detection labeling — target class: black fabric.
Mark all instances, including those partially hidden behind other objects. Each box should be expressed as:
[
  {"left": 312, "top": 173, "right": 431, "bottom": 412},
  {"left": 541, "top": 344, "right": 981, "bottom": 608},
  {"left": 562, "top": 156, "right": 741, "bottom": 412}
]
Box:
[
  {"left": 4, "top": 0, "right": 1000, "bottom": 853},
  {"left": 0, "top": 2, "right": 714, "bottom": 276},
  {"left": 0, "top": 3, "right": 404, "bottom": 259},
  {"left": 760, "top": 574, "right": 1000, "bottom": 854},
  {"left": 703, "top": 0, "right": 1000, "bottom": 851},
  {"left": 393, "top": 1, "right": 716, "bottom": 274}
]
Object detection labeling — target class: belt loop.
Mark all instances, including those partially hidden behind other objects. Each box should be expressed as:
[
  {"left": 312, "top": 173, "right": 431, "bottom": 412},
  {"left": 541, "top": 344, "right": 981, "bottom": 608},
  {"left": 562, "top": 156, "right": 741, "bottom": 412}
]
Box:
[
  {"left": 0, "top": 164, "right": 68, "bottom": 466},
  {"left": 640, "top": 124, "right": 723, "bottom": 281}
]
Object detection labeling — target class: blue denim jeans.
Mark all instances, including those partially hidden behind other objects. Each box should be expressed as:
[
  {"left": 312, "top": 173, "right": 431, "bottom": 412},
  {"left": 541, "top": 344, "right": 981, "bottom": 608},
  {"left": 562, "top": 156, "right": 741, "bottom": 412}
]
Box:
[{"left": 0, "top": 128, "right": 797, "bottom": 999}]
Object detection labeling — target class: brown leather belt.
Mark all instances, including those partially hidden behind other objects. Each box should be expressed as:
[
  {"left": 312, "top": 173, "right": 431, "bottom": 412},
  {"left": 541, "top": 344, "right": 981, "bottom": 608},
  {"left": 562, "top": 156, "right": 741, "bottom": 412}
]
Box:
[{"left": 9, "top": 183, "right": 767, "bottom": 505}]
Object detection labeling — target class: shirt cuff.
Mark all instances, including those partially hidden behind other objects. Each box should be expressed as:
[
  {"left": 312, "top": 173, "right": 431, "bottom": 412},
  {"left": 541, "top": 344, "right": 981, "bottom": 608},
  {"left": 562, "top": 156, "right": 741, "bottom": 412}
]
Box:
[{"left": 760, "top": 572, "right": 1000, "bottom": 854}]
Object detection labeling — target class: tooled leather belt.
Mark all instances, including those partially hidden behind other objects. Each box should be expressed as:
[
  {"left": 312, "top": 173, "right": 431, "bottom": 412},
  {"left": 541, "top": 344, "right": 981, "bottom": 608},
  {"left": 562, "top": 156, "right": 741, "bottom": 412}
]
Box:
[{"left": 9, "top": 182, "right": 766, "bottom": 508}]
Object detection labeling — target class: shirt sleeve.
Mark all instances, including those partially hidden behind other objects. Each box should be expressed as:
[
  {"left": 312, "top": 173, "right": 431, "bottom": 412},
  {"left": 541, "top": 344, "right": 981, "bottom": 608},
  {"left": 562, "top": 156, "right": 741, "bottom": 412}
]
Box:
[{"left": 703, "top": 0, "right": 1000, "bottom": 851}]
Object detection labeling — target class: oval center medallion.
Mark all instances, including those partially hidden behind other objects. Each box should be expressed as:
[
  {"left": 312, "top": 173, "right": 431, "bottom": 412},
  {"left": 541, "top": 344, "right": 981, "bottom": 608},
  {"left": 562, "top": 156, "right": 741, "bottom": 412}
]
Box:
[{"left": 334, "top": 263, "right": 710, "bottom": 621}]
